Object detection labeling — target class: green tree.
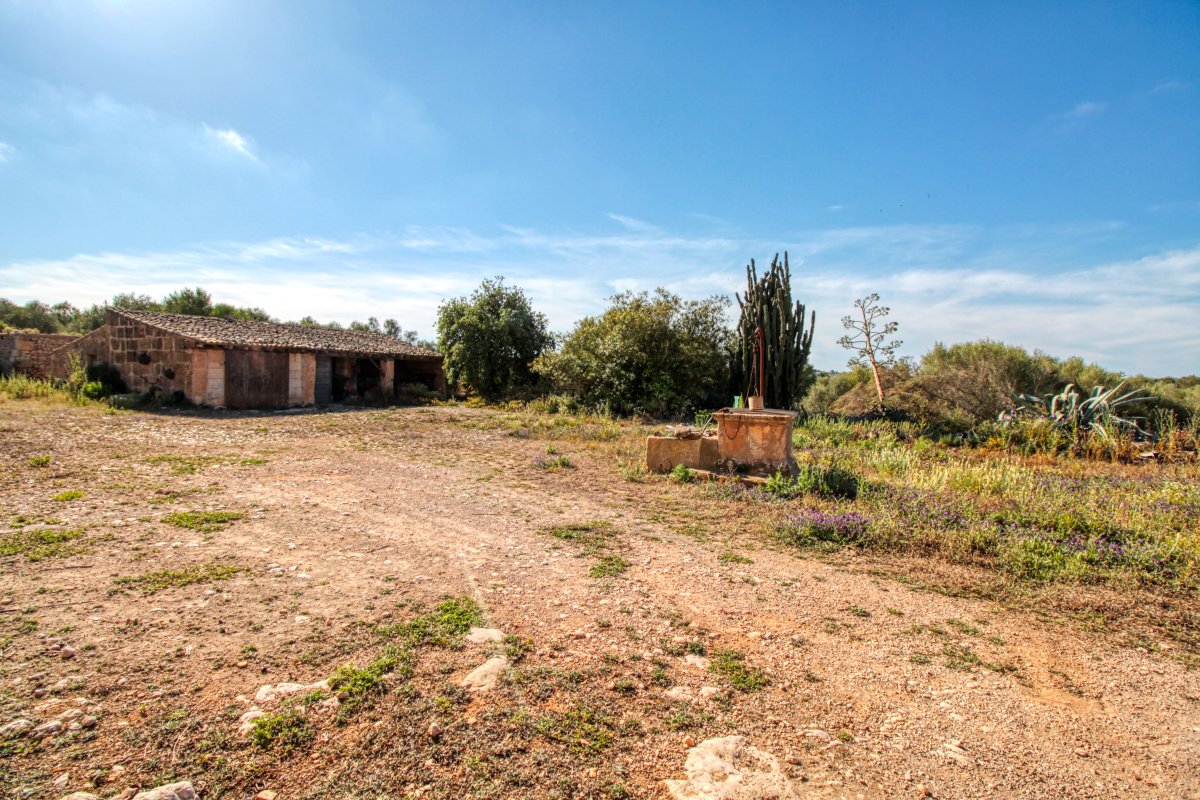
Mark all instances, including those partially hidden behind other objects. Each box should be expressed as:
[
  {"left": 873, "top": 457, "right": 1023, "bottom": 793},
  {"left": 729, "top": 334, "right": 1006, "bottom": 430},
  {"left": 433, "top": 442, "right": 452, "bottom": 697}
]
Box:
[
  {"left": 535, "top": 290, "right": 731, "bottom": 415},
  {"left": 437, "top": 278, "right": 550, "bottom": 399},
  {"left": 161, "top": 287, "right": 213, "bottom": 316}
]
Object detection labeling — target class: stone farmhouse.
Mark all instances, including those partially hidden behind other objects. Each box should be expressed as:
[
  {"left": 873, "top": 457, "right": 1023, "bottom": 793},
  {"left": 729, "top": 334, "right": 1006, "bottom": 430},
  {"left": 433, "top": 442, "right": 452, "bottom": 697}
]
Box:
[{"left": 51, "top": 309, "right": 444, "bottom": 409}]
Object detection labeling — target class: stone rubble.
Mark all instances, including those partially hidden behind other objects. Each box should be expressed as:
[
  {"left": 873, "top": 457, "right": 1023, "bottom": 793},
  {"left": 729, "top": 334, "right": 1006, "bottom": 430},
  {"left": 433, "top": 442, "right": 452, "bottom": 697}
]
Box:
[{"left": 663, "top": 735, "right": 801, "bottom": 800}]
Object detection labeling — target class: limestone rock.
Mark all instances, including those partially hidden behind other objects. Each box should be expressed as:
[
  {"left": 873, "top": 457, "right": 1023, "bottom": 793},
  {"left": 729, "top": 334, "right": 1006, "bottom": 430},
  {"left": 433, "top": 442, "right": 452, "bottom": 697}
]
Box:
[
  {"left": 664, "top": 735, "right": 800, "bottom": 800},
  {"left": 60, "top": 794, "right": 100, "bottom": 800},
  {"left": 132, "top": 781, "right": 197, "bottom": 800},
  {"left": 684, "top": 654, "right": 710, "bottom": 670},
  {"left": 237, "top": 709, "right": 267, "bottom": 736},
  {"left": 466, "top": 627, "right": 504, "bottom": 644},
  {"left": 461, "top": 657, "right": 508, "bottom": 692},
  {"left": 254, "top": 679, "right": 329, "bottom": 704},
  {"left": 0, "top": 719, "right": 33, "bottom": 737}
]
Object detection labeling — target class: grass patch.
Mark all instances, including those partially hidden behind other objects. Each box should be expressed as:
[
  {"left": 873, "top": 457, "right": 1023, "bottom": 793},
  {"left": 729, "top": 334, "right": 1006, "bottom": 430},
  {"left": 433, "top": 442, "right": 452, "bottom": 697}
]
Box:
[
  {"left": 115, "top": 562, "right": 246, "bottom": 594},
  {"left": 589, "top": 555, "right": 630, "bottom": 578},
  {"left": 533, "top": 705, "right": 616, "bottom": 753},
  {"left": 26, "top": 456, "right": 51, "bottom": 468},
  {"left": 708, "top": 648, "right": 768, "bottom": 691},
  {"left": 376, "top": 596, "right": 486, "bottom": 649},
  {"left": 161, "top": 510, "right": 245, "bottom": 532},
  {"left": 541, "top": 521, "right": 614, "bottom": 552},
  {"left": 50, "top": 491, "right": 84, "bottom": 502},
  {"left": 250, "top": 710, "right": 312, "bottom": 752},
  {"left": 718, "top": 550, "right": 753, "bottom": 564},
  {"left": 0, "top": 528, "right": 86, "bottom": 561}
]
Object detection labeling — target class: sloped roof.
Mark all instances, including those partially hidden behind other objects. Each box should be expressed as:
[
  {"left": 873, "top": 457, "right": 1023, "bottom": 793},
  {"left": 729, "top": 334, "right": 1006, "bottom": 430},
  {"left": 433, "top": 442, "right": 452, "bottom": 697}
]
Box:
[{"left": 112, "top": 309, "right": 440, "bottom": 360}]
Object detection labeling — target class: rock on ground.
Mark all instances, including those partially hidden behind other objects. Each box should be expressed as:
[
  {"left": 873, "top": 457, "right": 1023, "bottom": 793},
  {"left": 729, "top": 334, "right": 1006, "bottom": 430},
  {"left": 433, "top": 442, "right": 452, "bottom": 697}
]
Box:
[
  {"left": 664, "top": 736, "right": 801, "bottom": 800},
  {"left": 132, "top": 782, "right": 197, "bottom": 800},
  {"left": 465, "top": 627, "right": 504, "bottom": 644},
  {"left": 460, "top": 656, "right": 508, "bottom": 692}
]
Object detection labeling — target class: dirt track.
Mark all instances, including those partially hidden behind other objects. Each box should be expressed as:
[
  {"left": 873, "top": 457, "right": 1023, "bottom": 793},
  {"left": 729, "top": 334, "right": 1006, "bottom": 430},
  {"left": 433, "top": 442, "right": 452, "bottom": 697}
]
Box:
[{"left": 1, "top": 403, "right": 1197, "bottom": 799}]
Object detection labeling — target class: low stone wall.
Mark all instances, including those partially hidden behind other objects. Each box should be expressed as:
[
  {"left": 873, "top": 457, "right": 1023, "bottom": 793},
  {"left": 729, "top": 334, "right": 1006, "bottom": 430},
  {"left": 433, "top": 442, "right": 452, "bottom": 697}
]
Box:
[
  {"left": 0, "top": 333, "right": 80, "bottom": 379},
  {"left": 646, "top": 436, "right": 720, "bottom": 473}
]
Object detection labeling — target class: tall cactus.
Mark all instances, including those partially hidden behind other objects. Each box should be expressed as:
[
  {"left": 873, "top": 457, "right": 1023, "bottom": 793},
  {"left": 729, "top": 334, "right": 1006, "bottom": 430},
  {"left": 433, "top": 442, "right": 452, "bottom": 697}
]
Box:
[{"left": 734, "top": 252, "right": 815, "bottom": 409}]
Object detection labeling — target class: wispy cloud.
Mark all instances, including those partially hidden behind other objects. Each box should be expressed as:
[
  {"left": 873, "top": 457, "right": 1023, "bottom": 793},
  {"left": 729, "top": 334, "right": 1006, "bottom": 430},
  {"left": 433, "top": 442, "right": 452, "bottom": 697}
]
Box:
[
  {"left": 1, "top": 224, "right": 1196, "bottom": 375},
  {"left": 0, "top": 141, "right": 14, "bottom": 163},
  {"left": 607, "top": 213, "right": 659, "bottom": 233},
  {"left": 1058, "top": 100, "right": 1107, "bottom": 120},
  {"left": 1151, "top": 78, "right": 1188, "bottom": 94},
  {"left": 203, "top": 124, "right": 259, "bottom": 162}
]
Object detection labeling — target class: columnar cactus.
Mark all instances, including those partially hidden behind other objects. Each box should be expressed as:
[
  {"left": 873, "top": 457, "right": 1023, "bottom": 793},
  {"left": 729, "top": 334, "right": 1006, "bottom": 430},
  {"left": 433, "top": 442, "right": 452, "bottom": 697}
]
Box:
[{"left": 735, "top": 252, "right": 815, "bottom": 409}]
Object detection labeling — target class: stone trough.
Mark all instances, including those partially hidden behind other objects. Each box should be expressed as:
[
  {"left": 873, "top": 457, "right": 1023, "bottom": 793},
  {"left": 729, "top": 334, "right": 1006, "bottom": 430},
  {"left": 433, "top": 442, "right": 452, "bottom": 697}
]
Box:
[{"left": 646, "top": 407, "right": 797, "bottom": 477}]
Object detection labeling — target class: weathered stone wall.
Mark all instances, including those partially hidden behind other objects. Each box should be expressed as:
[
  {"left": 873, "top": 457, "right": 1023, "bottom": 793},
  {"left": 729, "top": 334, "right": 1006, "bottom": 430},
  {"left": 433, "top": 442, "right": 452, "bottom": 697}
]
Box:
[
  {"left": 287, "top": 352, "right": 316, "bottom": 406},
  {"left": 0, "top": 334, "right": 80, "bottom": 378}
]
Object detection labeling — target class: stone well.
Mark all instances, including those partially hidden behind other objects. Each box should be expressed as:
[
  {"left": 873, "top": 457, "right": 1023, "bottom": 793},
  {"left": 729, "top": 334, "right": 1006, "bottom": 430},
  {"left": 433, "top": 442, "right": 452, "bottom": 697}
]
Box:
[{"left": 711, "top": 408, "right": 797, "bottom": 475}]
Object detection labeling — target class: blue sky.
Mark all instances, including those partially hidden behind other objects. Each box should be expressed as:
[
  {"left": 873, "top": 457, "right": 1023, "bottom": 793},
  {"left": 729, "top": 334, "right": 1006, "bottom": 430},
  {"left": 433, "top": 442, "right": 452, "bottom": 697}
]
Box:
[{"left": 1, "top": 0, "right": 1197, "bottom": 375}]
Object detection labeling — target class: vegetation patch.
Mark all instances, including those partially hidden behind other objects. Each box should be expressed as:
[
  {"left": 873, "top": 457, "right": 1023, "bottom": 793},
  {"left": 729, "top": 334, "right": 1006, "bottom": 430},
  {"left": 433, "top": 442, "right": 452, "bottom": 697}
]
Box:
[
  {"left": 115, "top": 562, "right": 246, "bottom": 594},
  {"left": 764, "top": 463, "right": 859, "bottom": 500},
  {"left": 589, "top": 555, "right": 630, "bottom": 578},
  {"left": 26, "top": 455, "right": 51, "bottom": 468},
  {"left": 161, "top": 510, "right": 245, "bottom": 532},
  {"left": 541, "top": 521, "right": 613, "bottom": 552},
  {"left": 250, "top": 710, "right": 312, "bottom": 753},
  {"left": 50, "top": 490, "right": 85, "bottom": 502},
  {"left": 375, "top": 596, "right": 486, "bottom": 649},
  {"left": 532, "top": 705, "right": 616, "bottom": 753},
  {"left": 0, "top": 527, "right": 86, "bottom": 561},
  {"left": 708, "top": 648, "right": 769, "bottom": 691},
  {"left": 718, "top": 550, "right": 753, "bottom": 564},
  {"left": 669, "top": 464, "right": 696, "bottom": 483}
]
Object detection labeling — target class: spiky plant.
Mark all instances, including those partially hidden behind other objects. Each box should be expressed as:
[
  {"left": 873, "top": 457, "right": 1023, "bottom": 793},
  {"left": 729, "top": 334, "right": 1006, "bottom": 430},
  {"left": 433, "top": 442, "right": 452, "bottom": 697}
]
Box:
[
  {"left": 1007, "top": 381, "right": 1147, "bottom": 437},
  {"left": 734, "top": 253, "right": 815, "bottom": 409}
]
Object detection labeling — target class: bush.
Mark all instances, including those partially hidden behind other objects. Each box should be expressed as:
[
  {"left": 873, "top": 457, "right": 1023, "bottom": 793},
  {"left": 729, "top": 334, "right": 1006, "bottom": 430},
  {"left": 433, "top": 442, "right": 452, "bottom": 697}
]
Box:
[
  {"left": 534, "top": 289, "right": 731, "bottom": 416},
  {"left": 777, "top": 510, "right": 870, "bottom": 548},
  {"left": 764, "top": 463, "right": 859, "bottom": 500}
]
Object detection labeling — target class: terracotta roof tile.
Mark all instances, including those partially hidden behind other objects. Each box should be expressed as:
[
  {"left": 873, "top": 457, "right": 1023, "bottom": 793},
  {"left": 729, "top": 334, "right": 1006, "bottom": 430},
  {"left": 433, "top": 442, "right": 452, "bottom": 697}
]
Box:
[{"left": 114, "top": 309, "right": 440, "bottom": 360}]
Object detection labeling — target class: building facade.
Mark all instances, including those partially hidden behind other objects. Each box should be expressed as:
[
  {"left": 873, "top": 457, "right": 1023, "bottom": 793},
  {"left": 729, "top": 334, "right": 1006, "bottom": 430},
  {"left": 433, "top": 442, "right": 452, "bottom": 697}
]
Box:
[{"left": 51, "top": 309, "right": 444, "bottom": 408}]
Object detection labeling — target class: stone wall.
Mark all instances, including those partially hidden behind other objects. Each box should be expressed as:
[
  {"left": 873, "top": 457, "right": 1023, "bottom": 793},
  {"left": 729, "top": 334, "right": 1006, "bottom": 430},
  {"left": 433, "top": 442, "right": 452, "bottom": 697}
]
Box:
[
  {"left": 0, "top": 334, "right": 80, "bottom": 378},
  {"left": 52, "top": 310, "right": 199, "bottom": 400}
]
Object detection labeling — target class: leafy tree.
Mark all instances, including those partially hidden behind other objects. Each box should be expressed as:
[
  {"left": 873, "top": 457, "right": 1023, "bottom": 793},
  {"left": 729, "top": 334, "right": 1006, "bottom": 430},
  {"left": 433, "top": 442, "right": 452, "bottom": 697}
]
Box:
[
  {"left": 437, "top": 277, "right": 550, "bottom": 399},
  {"left": 0, "top": 299, "right": 62, "bottom": 332},
  {"left": 535, "top": 290, "right": 731, "bottom": 415},
  {"left": 111, "top": 293, "right": 161, "bottom": 311},
  {"left": 161, "top": 287, "right": 213, "bottom": 316},
  {"left": 838, "top": 293, "right": 902, "bottom": 406}
]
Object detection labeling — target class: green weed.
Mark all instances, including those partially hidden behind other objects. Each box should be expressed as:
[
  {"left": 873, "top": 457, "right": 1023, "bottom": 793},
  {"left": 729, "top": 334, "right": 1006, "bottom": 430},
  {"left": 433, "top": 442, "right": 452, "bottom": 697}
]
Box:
[
  {"left": 115, "top": 562, "right": 246, "bottom": 594},
  {"left": 708, "top": 648, "right": 768, "bottom": 691},
  {"left": 161, "top": 510, "right": 245, "bottom": 532}
]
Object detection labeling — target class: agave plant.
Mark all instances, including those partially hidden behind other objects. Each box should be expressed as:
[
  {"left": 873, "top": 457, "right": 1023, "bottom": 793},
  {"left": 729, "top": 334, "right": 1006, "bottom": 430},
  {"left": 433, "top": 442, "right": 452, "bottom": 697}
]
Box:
[{"left": 1005, "top": 381, "right": 1147, "bottom": 438}]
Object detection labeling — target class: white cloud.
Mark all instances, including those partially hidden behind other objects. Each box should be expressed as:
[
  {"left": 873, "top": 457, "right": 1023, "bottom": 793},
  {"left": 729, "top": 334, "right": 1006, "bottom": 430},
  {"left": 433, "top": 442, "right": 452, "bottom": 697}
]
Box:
[
  {"left": 203, "top": 124, "right": 259, "bottom": 162},
  {"left": 1, "top": 227, "right": 1196, "bottom": 376},
  {"left": 1152, "top": 79, "right": 1188, "bottom": 94},
  {"left": 607, "top": 213, "right": 659, "bottom": 233},
  {"left": 1058, "top": 101, "right": 1107, "bottom": 120},
  {"left": 0, "top": 141, "right": 15, "bottom": 162}
]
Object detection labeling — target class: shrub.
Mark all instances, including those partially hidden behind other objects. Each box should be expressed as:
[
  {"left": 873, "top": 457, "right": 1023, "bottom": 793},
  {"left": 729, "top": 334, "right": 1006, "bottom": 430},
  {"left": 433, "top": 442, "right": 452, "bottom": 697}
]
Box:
[
  {"left": 669, "top": 464, "right": 696, "bottom": 483},
  {"left": 778, "top": 510, "right": 869, "bottom": 548},
  {"left": 764, "top": 463, "right": 859, "bottom": 500},
  {"left": 534, "top": 289, "right": 731, "bottom": 416}
]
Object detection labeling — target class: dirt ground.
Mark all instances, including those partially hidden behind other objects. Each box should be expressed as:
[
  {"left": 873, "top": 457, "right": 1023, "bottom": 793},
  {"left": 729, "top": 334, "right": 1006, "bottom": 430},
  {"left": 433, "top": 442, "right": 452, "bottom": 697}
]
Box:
[{"left": 1, "top": 402, "right": 1197, "bottom": 799}]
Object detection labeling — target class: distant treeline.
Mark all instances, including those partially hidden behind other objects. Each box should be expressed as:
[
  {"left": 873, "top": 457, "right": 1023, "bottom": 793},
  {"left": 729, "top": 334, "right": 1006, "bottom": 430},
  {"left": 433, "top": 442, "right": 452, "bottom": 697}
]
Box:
[{"left": 0, "top": 289, "right": 434, "bottom": 349}]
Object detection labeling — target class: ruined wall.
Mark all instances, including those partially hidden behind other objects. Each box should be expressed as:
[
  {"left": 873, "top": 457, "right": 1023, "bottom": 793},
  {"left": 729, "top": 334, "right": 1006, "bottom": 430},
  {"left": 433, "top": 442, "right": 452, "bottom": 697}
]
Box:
[{"left": 0, "top": 334, "right": 80, "bottom": 378}]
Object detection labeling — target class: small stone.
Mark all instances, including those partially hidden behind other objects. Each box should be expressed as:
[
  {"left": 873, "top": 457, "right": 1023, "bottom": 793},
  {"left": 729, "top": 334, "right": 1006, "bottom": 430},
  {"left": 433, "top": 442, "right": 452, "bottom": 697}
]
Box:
[
  {"left": 0, "top": 719, "right": 32, "bottom": 737},
  {"left": 53, "top": 773, "right": 70, "bottom": 787},
  {"left": 803, "top": 729, "right": 831, "bottom": 742},
  {"left": 461, "top": 657, "right": 508, "bottom": 692},
  {"left": 30, "top": 720, "right": 64, "bottom": 739},
  {"left": 465, "top": 627, "right": 504, "bottom": 644},
  {"left": 131, "top": 781, "right": 197, "bottom": 800},
  {"left": 60, "top": 794, "right": 100, "bottom": 800},
  {"left": 427, "top": 722, "right": 443, "bottom": 739},
  {"left": 254, "top": 792, "right": 277, "bottom": 800},
  {"left": 80, "top": 716, "right": 98, "bottom": 729},
  {"left": 684, "top": 654, "right": 710, "bottom": 670},
  {"left": 697, "top": 686, "right": 720, "bottom": 700},
  {"left": 60, "top": 646, "right": 77, "bottom": 660}
]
